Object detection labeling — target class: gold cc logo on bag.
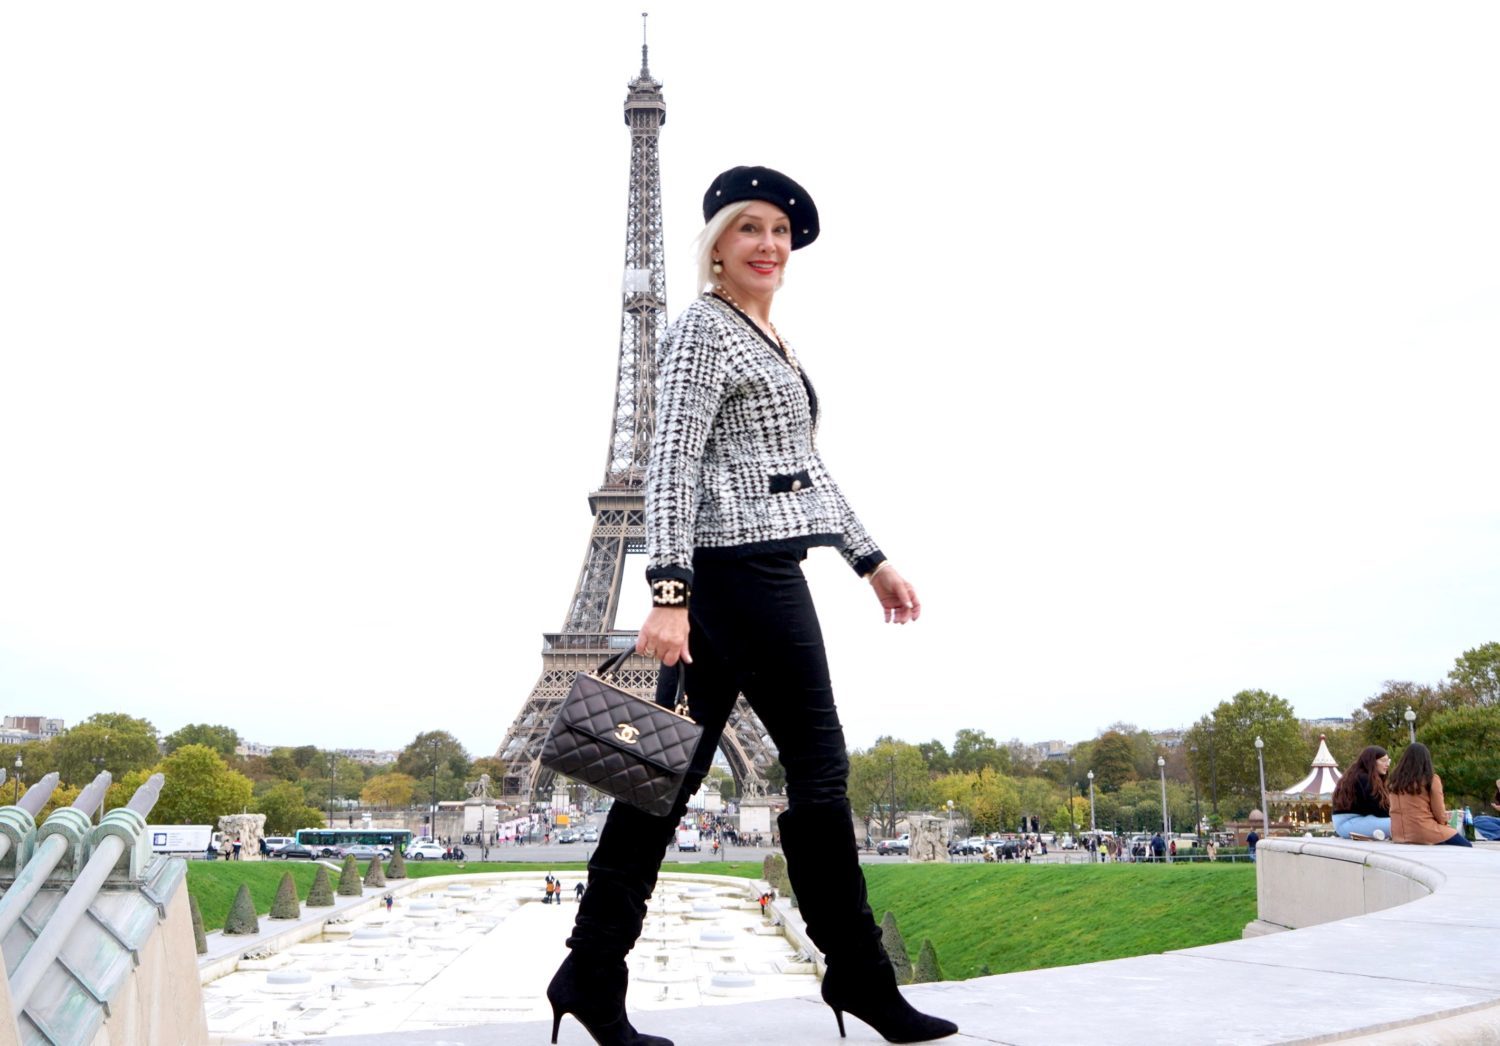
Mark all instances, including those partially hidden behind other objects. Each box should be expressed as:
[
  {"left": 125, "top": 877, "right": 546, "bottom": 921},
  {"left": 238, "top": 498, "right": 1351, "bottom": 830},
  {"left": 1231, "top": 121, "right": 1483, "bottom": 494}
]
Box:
[{"left": 614, "top": 723, "right": 641, "bottom": 745}]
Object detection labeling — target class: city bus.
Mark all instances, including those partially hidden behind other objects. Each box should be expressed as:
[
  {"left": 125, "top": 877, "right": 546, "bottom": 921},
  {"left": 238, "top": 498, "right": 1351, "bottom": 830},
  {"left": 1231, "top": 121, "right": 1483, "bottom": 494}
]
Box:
[{"left": 294, "top": 827, "right": 414, "bottom": 857}]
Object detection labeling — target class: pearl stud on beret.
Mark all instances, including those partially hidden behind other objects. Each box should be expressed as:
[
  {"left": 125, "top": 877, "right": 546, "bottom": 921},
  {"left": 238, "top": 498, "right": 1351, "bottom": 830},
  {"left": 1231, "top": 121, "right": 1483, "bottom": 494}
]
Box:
[{"left": 702, "top": 166, "right": 819, "bottom": 249}]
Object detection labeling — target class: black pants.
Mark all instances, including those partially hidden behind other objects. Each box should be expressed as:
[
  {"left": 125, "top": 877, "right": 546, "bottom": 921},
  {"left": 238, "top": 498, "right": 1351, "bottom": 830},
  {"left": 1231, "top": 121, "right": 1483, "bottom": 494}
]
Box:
[
  {"left": 660, "top": 548, "right": 850, "bottom": 807},
  {"left": 569, "top": 549, "right": 852, "bottom": 956}
]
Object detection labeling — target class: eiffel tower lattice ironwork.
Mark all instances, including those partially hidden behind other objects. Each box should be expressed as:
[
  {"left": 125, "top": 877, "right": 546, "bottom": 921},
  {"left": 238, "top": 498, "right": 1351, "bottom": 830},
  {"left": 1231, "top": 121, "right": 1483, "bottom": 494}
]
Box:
[{"left": 494, "top": 27, "right": 776, "bottom": 804}]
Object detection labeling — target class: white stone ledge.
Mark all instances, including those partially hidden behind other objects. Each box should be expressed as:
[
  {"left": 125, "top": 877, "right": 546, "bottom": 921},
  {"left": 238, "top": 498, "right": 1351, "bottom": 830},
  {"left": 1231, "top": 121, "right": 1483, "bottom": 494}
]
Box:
[{"left": 288, "top": 841, "right": 1500, "bottom": 1046}]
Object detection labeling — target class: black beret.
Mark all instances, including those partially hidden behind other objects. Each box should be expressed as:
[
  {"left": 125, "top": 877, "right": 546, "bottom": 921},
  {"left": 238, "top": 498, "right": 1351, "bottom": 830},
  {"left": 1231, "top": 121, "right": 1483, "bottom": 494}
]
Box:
[{"left": 702, "top": 166, "right": 819, "bottom": 249}]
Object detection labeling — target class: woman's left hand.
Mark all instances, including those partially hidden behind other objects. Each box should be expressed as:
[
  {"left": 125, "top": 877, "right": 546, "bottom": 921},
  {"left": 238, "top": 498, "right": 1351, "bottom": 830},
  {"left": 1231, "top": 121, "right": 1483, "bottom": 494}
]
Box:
[{"left": 870, "top": 565, "right": 921, "bottom": 624}]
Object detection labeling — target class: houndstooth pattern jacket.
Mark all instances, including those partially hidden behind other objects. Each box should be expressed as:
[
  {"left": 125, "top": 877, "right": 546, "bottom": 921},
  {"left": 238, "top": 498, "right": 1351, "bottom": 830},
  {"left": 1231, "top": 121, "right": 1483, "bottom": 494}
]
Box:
[{"left": 644, "top": 294, "right": 885, "bottom": 588}]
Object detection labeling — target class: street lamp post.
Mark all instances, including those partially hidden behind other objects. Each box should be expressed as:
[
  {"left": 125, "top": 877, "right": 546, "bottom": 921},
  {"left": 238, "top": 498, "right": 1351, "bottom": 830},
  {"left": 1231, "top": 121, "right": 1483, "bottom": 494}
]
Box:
[
  {"left": 1087, "top": 770, "right": 1096, "bottom": 833},
  {"left": 1189, "top": 744, "right": 1202, "bottom": 840},
  {"left": 1255, "top": 736, "right": 1269, "bottom": 844},
  {"left": 945, "top": 799, "right": 954, "bottom": 845},
  {"left": 430, "top": 737, "right": 442, "bottom": 844},
  {"left": 1208, "top": 724, "right": 1219, "bottom": 814},
  {"left": 1157, "top": 755, "right": 1169, "bottom": 855},
  {"left": 326, "top": 752, "right": 337, "bottom": 829},
  {"left": 1404, "top": 705, "right": 1416, "bottom": 743}
]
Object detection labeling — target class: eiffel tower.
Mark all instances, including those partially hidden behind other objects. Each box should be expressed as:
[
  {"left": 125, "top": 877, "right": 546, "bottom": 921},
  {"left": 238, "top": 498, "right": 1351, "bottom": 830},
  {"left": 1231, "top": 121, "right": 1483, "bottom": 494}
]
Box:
[{"left": 494, "top": 24, "right": 776, "bottom": 804}]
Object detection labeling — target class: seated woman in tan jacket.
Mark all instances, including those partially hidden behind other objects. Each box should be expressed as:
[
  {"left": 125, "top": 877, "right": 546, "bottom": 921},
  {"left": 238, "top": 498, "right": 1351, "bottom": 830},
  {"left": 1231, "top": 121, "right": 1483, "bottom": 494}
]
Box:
[{"left": 1387, "top": 742, "right": 1473, "bottom": 847}]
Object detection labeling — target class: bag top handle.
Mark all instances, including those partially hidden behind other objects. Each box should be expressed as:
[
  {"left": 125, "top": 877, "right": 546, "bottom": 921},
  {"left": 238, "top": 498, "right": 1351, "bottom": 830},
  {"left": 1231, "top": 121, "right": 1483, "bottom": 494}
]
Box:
[{"left": 593, "top": 649, "right": 690, "bottom": 718}]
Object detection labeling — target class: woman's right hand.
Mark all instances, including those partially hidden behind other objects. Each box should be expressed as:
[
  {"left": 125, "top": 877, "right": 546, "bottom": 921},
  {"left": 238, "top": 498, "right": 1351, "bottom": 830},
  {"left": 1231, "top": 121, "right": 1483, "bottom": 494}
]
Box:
[{"left": 637, "top": 607, "right": 691, "bottom": 667}]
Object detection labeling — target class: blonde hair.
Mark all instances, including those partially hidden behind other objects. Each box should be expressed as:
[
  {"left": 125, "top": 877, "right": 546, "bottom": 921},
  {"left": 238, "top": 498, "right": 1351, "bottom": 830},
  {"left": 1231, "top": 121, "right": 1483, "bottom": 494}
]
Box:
[{"left": 693, "top": 200, "right": 789, "bottom": 293}]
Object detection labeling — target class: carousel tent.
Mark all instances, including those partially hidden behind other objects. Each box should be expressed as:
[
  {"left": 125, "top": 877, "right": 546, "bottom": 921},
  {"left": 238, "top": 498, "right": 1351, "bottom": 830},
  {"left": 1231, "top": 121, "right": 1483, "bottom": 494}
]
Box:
[{"left": 1270, "top": 735, "right": 1343, "bottom": 827}]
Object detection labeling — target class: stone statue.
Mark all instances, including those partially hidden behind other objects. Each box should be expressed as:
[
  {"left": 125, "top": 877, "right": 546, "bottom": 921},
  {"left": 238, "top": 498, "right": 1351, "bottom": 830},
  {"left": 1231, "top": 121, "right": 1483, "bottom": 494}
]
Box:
[
  {"left": 217, "top": 813, "right": 267, "bottom": 858},
  {"left": 909, "top": 817, "right": 947, "bottom": 863}
]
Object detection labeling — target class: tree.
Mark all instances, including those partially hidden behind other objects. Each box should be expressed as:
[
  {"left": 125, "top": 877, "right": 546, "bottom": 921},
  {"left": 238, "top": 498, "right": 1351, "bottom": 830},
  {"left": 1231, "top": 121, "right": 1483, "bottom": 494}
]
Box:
[
  {"left": 950, "top": 729, "right": 1009, "bottom": 775},
  {"left": 254, "top": 781, "right": 328, "bottom": 835},
  {"left": 150, "top": 744, "right": 254, "bottom": 825},
  {"left": 913, "top": 939, "right": 944, "bottom": 983},
  {"left": 849, "top": 740, "right": 932, "bottom": 837},
  {"left": 916, "top": 740, "right": 952, "bottom": 776},
  {"left": 263, "top": 748, "right": 302, "bottom": 782},
  {"left": 364, "top": 858, "right": 387, "bottom": 888},
  {"left": 1183, "top": 690, "right": 1303, "bottom": 819},
  {"left": 932, "top": 768, "right": 1020, "bottom": 835},
  {"left": 361, "top": 772, "right": 417, "bottom": 809},
  {"left": 1419, "top": 704, "right": 1500, "bottom": 807},
  {"left": 223, "top": 883, "right": 259, "bottom": 935},
  {"left": 880, "top": 912, "right": 912, "bottom": 984},
  {"left": 395, "top": 731, "right": 470, "bottom": 805},
  {"left": 1089, "top": 731, "right": 1137, "bottom": 792},
  {"left": 1352, "top": 680, "right": 1467, "bottom": 751},
  {"left": 1448, "top": 642, "right": 1500, "bottom": 705},
  {"left": 306, "top": 865, "right": 335, "bottom": 906},
  {"left": 162, "top": 723, "right": 239, "bottom": 758},
  {"left": 337, "top": 855, "right": 362, "bottom": 896},
  {"left": 270, "top": 873, "right": 300, "bottom": 919},
  {"left": 51, "top": 714, "right": 160, "bottom": 786}
]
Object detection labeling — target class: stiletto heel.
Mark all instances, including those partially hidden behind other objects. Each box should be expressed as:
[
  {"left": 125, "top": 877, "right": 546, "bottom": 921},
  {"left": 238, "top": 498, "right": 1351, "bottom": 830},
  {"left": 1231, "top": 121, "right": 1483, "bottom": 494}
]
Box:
[
  {"left": 779, "top": 803, "right": 958, "bottom": 1044},
  {"left": 545, "top": 952, "right": 673, "bottom": 1046}
]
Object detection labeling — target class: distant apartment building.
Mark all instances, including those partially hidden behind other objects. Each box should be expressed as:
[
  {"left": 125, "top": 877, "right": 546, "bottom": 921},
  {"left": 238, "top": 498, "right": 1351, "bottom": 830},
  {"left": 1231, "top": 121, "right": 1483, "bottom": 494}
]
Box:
[
  {"left": 1150, "top": 728, "right": 1187, "bottom": 749},
  {"left": 235, "top": 741, "right": 274, "bottom": 758},
  {"left": 1302, "top": 716, "right": 1353, "bottom": 730},
  {"left": 337, "top": 748, "right": 400, "bottom": 766},
  {"left": 1, "top": 716, "right": 66, "bottom": 744}
]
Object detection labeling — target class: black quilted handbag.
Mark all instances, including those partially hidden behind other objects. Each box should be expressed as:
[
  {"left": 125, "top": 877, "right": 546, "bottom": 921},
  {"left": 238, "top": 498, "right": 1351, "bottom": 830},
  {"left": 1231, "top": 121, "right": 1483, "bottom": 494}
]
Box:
[{"left": 540, "top": 649, "right": 701, "bottom": 816}]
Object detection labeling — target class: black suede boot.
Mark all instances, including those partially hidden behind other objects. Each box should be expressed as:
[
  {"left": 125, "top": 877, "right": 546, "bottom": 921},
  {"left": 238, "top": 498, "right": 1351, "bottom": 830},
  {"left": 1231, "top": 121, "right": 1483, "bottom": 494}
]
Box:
[
  {"left": 546, "top": 951, "right": 671, "bottom": 1046},
  {"left": 779, "top": 803, "right": 958, "bottom": 1043},
  {"left": 547, "top": 800, "right": 684, "bottom": 1046}
]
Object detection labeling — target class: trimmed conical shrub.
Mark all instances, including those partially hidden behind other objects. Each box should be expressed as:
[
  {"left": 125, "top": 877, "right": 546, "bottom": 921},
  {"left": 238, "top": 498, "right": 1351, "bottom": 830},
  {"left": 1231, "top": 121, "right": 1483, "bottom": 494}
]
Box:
[
  {"left": 306, "top": 864, "right": 335, "bottom": 906},
  {"left": 880, "top": 911, "right": 912, "bottom": 984},
  {"left": 912, "top": 938, "right": 943, "bottom": 983},
  {"left": 386, "top": 849, "right": 408, "bottom": 879},
  {"left": 189, "top": 892, "right": 207, "bottom": 954},
  {"left": 223, "top": 883, "right": 260, "bottom": 935},
  {"left": 761, "top": 854, "right": 779, "bottom": 881},
  {"left": 270, "top": 872, "right": 301, "bottom": 919},
  {"left": 364, "top": 858, "right": 386, "bottom": 888},
  {"left": 337, "top": 854, "right": 363, "bottom": 896}
]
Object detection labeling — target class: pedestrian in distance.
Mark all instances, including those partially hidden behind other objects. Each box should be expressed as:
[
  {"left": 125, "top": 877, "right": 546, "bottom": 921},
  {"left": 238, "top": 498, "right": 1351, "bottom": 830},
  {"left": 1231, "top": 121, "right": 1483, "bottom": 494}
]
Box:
[{"left": 547, "top": 165, "right": 956, "bottom": 1046}]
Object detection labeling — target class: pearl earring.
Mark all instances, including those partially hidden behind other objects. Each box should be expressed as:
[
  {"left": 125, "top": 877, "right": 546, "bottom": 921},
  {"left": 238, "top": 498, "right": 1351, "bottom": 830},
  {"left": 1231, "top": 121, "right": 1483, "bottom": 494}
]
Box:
[{"left": 712, "top": 260, "right": 723, "bottom": 274}]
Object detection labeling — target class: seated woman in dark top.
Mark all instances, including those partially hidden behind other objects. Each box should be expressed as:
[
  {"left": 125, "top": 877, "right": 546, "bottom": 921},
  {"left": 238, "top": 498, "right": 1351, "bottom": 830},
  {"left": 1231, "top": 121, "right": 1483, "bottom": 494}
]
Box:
[{"left": 1331, "top": 745, "right": 1391, "bottom": 840}]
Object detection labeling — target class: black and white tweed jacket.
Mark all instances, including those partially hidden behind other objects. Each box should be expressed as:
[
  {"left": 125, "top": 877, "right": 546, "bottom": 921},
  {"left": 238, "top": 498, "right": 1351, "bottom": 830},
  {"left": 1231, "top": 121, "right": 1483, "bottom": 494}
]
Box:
[{"left": 644, "top": 294, "right": 885, "bottom": 590}]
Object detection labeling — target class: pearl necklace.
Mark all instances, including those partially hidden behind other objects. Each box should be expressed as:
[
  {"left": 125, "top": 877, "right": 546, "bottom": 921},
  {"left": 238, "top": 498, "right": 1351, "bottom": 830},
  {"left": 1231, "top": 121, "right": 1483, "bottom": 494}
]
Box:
[{"left": 712, "top": 285, "right": 800, "bottom": 375}]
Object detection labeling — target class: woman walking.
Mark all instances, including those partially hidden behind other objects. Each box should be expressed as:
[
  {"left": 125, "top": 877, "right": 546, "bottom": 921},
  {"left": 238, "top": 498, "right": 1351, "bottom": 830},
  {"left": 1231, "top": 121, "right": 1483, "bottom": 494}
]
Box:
[
  {"left": 546, "top": 166, "right": 957, "bottom": 1046},
  {"left": 1387, "top": 742, "right": 1472, "bottom": 847}
]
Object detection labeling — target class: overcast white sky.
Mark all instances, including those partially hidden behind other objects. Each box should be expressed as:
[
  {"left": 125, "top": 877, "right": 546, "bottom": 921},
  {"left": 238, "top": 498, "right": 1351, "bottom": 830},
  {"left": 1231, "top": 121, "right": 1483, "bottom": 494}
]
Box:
[{"left": 2, "top": 2, "right": 1497, "bottom": 761}]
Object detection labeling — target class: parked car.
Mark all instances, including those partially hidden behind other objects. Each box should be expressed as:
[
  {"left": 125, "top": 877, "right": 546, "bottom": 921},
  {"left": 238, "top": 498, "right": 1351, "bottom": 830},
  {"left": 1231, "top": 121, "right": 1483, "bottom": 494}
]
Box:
[
  {"left": 405, "top": 841, "right": 446, "bottom": 860},
  {"left": 877, "top": 835, "right": 910, "bottom": 856},
  {"left": 948, "top": 836, "right": 986, "bottom": 856},
  {"left": 272, "top": 843, "right": 316, "bottom": 860},
  {"left": 340, "top": 843, "right": 392, "bottom": 861},
  {"left": 262, "top": 836, "right": 294, "bottom": 854}
]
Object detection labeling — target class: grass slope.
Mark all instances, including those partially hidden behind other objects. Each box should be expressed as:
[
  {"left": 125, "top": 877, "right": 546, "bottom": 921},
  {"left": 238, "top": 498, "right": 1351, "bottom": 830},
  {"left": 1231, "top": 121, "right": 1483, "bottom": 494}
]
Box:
[
  {"left": 863, "top": 863, "right": 1256, "bottom": 979},
  {"left": 186, "top": 860, "right": 760, "bottom": 930}
]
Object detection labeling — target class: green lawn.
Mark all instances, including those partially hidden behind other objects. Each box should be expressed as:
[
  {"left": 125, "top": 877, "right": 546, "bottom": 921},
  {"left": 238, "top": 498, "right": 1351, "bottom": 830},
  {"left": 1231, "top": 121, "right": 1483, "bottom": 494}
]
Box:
[
  {"left": 187, "top": 860, "right": 1255, "bottom": 982},
  {"left": 863, "top": 863, "right": 1256, "bottom": 979}
]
